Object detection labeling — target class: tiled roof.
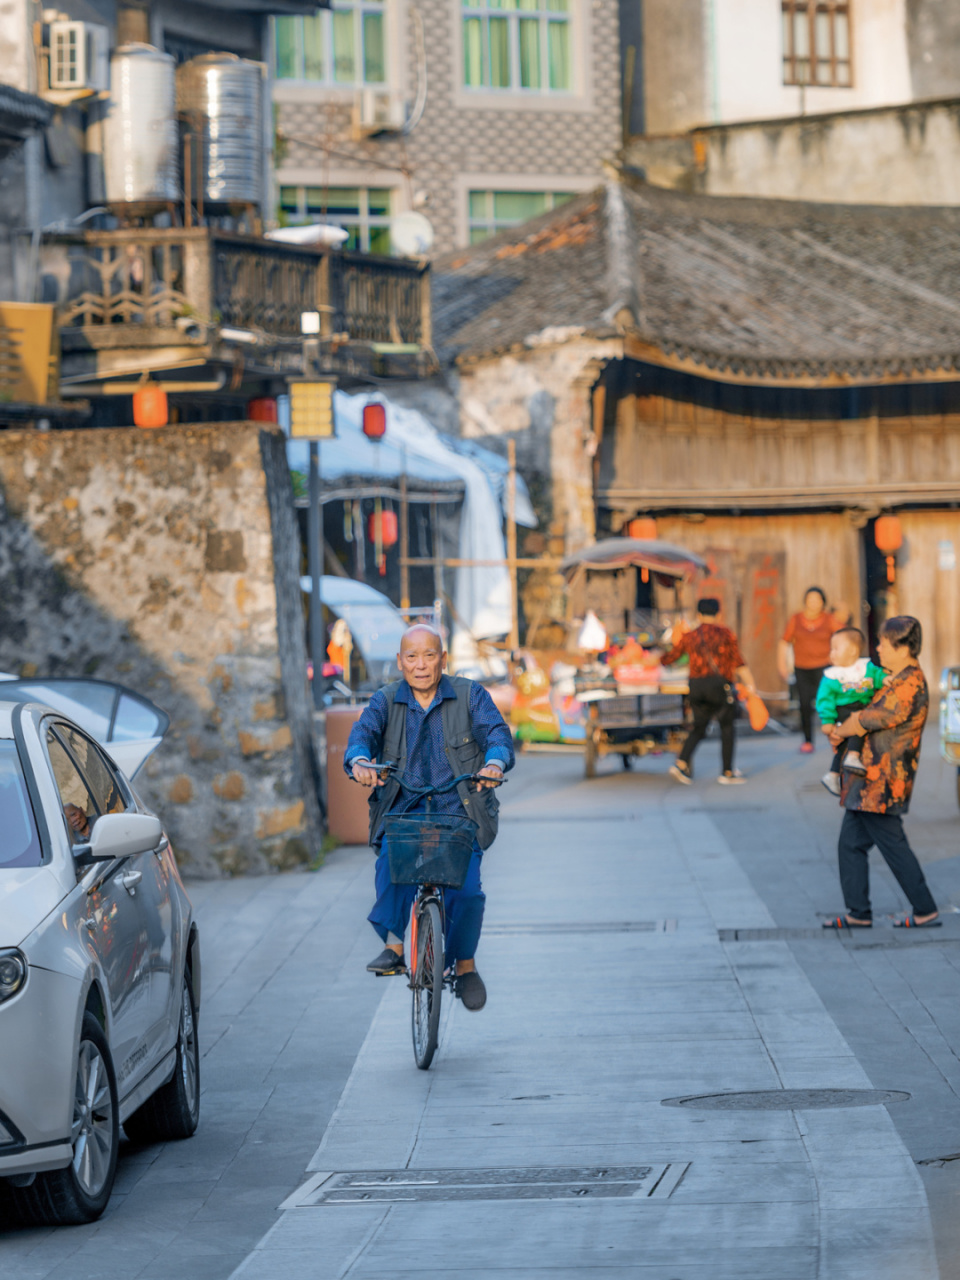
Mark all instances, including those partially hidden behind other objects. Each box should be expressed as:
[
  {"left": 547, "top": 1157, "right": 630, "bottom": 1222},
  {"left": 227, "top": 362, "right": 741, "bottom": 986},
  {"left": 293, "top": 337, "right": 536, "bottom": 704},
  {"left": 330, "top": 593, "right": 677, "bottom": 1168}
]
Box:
[{"left": 432, "top": 179, "right": 960, "bottom": 381}]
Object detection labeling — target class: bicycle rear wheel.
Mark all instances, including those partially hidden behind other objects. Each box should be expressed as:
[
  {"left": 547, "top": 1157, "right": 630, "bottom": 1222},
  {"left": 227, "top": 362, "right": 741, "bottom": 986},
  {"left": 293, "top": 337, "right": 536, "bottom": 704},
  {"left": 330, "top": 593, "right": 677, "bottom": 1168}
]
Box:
[{"left": 411, "top": 899, "right": 443, "bottom": 1070}]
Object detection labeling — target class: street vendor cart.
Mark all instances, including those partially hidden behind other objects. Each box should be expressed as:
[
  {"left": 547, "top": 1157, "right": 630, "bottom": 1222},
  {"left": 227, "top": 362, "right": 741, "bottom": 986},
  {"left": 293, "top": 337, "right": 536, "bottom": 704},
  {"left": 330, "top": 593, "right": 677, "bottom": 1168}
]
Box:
[{"left": 560, "top": 538, "right": 708, "bottom": 778}]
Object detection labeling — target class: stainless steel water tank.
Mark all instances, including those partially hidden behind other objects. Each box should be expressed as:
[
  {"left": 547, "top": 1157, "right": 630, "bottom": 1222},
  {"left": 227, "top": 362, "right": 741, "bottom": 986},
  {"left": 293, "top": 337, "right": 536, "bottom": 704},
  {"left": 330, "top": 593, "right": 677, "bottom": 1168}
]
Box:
[
  {"left": 177, "top": 53, "right": 264, "bottom": 208},
  {"left": 104, "top": 44, "right": 178, "bottom": 205}
]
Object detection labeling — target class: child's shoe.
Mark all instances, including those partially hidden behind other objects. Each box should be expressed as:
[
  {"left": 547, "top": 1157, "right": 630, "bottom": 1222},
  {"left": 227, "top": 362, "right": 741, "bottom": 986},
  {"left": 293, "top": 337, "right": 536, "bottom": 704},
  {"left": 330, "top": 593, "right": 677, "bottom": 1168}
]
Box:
[
  {"left": 821, "top": 771, "right": 841, "bottom": 795},
  {"left": 843, "top": 751, "right": 867, "bottom": 775}
]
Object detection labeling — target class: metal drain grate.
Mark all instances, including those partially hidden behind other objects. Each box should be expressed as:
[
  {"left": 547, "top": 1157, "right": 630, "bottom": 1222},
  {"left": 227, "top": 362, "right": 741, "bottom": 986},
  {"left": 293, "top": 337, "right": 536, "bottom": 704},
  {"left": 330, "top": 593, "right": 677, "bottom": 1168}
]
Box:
[
  {"left": 284, "top": 1164, "right": 690, "bottom": 1207},
  {"left": 485, "top": 920, "right": 676, "bottom": 936},
  {"left": 718, "top": 927, "right": 832, "bottom": 941},
  {"left": 662, "top": 1089, "right": 910, "bottom": 1111}
]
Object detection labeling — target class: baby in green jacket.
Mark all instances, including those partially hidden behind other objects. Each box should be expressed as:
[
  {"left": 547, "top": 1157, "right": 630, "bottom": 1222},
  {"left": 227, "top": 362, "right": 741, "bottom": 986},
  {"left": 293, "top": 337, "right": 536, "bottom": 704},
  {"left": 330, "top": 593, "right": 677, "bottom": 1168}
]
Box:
[{"left": 817, "top": 627, "right": 887, "bottom": 796}]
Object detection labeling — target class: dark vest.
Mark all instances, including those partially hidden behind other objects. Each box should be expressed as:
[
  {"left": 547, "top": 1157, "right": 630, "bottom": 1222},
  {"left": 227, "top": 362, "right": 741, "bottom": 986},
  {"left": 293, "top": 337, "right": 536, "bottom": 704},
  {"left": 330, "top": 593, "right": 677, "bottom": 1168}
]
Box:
[{"left": 366, "top": 677, "right": 500, "bottom": 850}]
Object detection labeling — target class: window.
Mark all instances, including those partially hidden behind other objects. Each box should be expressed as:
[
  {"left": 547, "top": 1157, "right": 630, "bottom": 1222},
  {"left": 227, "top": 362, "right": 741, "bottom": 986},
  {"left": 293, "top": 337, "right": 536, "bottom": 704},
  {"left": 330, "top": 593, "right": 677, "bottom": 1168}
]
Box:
[
  {"left": 57, "top": 726, "right": 127, "bottom": 818},
  {"left": 0, "top": 742, "right": 43, "bottom": 869},
  {"left": 462, "top": 0, "right": 572, "bottom": 93},
  {"left": 782, "top": 1, "right": 851, "bottom": 87},
  {"left": 274, "top": 2, "right": 385, "bottom": 86},
  {"left": 467, "top": 189, "right": 576, "bottom": 243},
  {"left": 279, "top": 186, "right": 393, "bottom": 253},
  {"left": 46, "top": 731, "right": 98, "bottom": 847}
]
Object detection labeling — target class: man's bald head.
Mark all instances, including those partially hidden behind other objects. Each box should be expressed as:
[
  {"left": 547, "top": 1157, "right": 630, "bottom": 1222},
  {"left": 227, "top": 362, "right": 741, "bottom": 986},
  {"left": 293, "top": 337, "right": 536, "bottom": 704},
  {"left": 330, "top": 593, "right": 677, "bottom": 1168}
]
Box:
[{"left": 399, "top": 624, "right": 444, "bottom": 653}]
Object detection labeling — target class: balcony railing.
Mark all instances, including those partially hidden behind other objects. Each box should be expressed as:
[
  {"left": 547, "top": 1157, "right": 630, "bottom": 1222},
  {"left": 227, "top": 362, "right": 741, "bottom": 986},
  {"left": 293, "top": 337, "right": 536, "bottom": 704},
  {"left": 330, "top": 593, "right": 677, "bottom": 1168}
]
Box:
[{"left": 39, "top": 228, "right": 430, "bottom": 351}]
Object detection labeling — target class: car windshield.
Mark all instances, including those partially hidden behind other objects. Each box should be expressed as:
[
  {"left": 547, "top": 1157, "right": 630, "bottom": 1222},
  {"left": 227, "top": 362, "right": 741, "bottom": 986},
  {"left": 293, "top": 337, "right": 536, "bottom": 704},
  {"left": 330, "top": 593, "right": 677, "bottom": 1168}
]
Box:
[{"left": 0, "top": 741, "right": 43, "bottom": 868}]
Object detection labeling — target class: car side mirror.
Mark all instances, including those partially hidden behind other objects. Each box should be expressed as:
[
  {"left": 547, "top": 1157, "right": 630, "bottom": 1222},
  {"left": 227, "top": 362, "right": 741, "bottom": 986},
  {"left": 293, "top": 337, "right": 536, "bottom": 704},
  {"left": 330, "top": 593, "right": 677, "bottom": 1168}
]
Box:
[{"left": 74, "top": 813, "right": 163, "bottom": 867}]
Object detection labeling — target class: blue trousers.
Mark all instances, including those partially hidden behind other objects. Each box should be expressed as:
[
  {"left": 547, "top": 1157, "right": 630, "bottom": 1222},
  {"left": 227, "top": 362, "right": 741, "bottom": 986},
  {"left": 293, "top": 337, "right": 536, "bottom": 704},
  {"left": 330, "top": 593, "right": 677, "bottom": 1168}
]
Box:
[{"left": 368, "top": 845, "right": 485, "bottom": 963}]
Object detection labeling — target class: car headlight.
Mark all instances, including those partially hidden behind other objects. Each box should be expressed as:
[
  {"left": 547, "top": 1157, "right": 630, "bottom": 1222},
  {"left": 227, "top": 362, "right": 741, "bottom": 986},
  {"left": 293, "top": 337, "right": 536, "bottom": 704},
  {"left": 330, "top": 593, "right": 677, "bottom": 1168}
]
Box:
[{"left": 0, "top": 950, "right": 26, "bottom": 1003}]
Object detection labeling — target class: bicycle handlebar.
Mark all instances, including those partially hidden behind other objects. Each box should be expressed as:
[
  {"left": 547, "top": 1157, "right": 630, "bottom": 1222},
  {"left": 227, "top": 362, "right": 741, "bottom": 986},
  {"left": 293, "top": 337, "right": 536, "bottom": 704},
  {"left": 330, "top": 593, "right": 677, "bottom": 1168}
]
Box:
[{"left": 350, "top": 760, "right": 505, "bottom": 795}]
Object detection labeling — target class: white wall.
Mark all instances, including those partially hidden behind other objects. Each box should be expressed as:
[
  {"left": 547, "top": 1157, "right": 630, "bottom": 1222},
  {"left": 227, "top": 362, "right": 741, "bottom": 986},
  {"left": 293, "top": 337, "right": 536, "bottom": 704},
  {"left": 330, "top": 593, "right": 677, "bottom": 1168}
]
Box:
[
  {"left": 710, "top": 0, "right": 912, "bottom": 125},
  {"left": 0, "top": 0, "right": 33, "bottom": 93}
]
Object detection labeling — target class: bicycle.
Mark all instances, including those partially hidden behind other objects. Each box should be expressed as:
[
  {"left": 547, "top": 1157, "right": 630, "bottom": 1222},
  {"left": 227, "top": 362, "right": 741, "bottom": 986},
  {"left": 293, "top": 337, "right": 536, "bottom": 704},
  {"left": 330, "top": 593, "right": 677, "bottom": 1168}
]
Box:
[{"left": 368, "top": 764, "right": 504, "bottom": 1070}]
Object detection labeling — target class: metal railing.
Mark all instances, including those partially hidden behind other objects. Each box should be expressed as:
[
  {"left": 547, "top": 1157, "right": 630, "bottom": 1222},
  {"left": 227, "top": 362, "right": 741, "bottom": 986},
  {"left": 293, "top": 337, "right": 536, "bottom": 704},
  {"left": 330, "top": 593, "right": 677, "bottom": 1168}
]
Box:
[{"left": 40, "top": 228, "right": 430, "bottom": 349}]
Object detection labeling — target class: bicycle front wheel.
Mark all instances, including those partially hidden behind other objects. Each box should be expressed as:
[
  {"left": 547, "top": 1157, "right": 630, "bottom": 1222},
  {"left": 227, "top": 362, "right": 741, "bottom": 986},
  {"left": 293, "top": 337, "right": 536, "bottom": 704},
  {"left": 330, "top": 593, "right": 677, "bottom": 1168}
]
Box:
[{"left": 412, "top": 899, "right": 443, "bottom": 1070}]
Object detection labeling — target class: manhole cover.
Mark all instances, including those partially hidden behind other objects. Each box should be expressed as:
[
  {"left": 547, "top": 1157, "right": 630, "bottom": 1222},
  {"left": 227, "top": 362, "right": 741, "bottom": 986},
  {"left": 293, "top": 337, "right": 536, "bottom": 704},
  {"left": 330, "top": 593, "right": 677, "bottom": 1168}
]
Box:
[
  {"left": 284, "top": 1164, "right": 690, "bottom": 1206},
  {"left": 662, "top": 1089, "right": 910, "bottom": 1110}
]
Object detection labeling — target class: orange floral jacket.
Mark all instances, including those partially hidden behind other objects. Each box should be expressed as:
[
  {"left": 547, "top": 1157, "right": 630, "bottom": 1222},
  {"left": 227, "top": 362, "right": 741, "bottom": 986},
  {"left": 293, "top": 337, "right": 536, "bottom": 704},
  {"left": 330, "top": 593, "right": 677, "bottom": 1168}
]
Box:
[{"left": 842, "top": 664, "right": 928, "bottom": 816}]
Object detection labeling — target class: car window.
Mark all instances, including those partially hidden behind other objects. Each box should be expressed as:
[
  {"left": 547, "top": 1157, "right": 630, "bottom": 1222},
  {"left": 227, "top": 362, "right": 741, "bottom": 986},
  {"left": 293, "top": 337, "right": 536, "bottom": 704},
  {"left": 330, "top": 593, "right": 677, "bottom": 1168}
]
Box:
[
  {"left": 112, "top": 692, "right": 163, "bottom": 742},
  {"left": 46, "top": 730, "right": 99, "bottom": 847},
  {"left": 0, "top": 741, "right": 43, "bottom": 868},
  {"left": 57, "top": 726, "right": 128, "bottom": 817}
]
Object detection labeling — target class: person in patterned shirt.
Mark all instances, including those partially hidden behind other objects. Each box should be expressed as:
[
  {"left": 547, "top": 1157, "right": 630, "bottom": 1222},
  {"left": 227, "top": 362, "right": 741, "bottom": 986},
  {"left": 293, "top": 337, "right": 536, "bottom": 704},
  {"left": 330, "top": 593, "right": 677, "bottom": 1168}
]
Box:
[
  {"left": 661, "top": 598, "right": 758, "bottom": 786},
  {"left": 823, "top": 615, "right": 940, "bottom": 930}
]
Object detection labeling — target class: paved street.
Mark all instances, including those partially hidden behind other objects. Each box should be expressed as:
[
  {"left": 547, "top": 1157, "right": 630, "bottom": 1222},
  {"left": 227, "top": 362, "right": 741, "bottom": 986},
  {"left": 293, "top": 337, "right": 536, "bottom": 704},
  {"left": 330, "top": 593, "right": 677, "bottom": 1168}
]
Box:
[{"left": 5, "top": 732, "right": 960, "bottom": 1277}]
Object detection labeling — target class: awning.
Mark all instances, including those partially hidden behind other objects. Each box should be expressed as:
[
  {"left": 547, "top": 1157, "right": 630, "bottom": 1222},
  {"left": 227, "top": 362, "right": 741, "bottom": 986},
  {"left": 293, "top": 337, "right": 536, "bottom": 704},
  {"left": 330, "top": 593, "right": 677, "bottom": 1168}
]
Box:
[{"left": 560, "top": 538, "right": 708, "bottom": 583}]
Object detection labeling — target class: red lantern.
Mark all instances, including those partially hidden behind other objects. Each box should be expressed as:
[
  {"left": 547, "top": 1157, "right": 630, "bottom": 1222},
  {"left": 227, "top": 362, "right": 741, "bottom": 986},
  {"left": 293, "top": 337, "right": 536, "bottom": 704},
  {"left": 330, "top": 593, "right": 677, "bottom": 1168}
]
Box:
[
  {"left": 875, "top": 515, "right": 903, "bottom": 585},
  {"left": 133, "top": 382, "right": 168, "bottom": 429},
  {"left": 627, "top": 516, "right": 657, "bottom": 541},
  {"left": 874, "top": 515, "right": 903, "bottom": 553},
  {"left": 362, "top": 402, "right": 387, "bottom": 439},
  {"left": 368, "top": 509, "right": 399, "bottom": 548},
  {"left": 247, "top": 397, "right": 278, "bottom": 423}
]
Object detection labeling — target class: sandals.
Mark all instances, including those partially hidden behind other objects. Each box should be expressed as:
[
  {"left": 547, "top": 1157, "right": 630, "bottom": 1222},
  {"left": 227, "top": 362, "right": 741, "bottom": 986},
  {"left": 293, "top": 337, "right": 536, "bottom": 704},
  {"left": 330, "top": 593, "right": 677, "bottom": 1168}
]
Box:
[
  {"left": 894, "top": 915, "right": 942, "bottom": 929},
  {"left": 822, "top": 915, "right": 872, "bottom": 930}
]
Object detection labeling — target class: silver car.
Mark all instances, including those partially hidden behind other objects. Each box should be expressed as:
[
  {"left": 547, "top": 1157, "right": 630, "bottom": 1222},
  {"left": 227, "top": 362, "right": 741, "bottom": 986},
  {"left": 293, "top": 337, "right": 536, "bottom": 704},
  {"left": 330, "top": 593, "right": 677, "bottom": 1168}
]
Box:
[{"left": 0, "top": 687, "right": 200, "bottom": 1225}]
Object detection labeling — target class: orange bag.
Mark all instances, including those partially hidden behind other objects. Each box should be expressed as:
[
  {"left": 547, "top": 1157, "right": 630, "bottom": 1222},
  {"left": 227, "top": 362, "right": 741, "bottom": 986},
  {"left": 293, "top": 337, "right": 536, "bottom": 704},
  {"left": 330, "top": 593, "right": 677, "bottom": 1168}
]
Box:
[{"left": 737, "top": 685, "right": 769, "bottom": 731}]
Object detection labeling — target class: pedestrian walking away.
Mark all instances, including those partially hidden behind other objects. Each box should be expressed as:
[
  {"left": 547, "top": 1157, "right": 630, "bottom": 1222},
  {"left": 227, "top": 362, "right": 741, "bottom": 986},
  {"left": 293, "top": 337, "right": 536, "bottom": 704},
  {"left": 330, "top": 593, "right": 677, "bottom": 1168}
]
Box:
[
  {"left": 662, "top": 598, "right": 759, "bottom": 786},
  {"left": 822, "top": 615, "right": 940, "bottom": 931},
  {"left": 344, "top": 624, "right": 515, "bottom": 1010},
  {"left": 778, "top": 586, "right": 848, "bottom": 752},
  {"left": 816, "top": 626, "right": 886, "bottom": 795}
]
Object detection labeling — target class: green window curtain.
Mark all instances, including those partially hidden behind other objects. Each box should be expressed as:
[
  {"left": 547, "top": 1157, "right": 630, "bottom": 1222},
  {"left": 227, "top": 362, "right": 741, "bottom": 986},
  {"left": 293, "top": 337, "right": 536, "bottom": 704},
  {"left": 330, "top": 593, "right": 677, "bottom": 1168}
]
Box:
[
  {"left": 368, "top": 225, "right": 390, "bottom": 254},
  {"left": 463, "top": 15, "right": 484, "bottom": 85},
  {"left": 488, "top": 16, "right": 510, "bottom": 87},
  {"left": 518, "top": 17, "right": 540, "bottom": 88},
  {"left": 468, "top": 191, "right": 489, "bottom": 220},
  {"left": 363, "top": 10, "right": 386, "bottom": 83},
  {"left": 278, "top": 186, "right": 301, "bottom": 225},
  {"left": 552, "top": 191, "right": 575, "bottom": 207},
  {"left": 546, "top": 0, "right": 568, "bottom": 10},
  {"left": 274, "top": 16, "right": 299, "bottom": 79},
  {"left": 493, "top": 191, "right": 548, "bottom": 221},
  {"left": 302, "top": 13, "right": 324, "bottom": 80},
  {"left": 469, "top": 226, "right": 492, "bottom": 244},
  {"left": 322, "top": 188, "right": 362, "bottom": 219},
  {"left": 547, "top": 19, "right": 571, "bottom": 89},
  {"left": 367, "top": 189, "right": 391, "bottom": 217},
  {"left": 332, "top": 8, "right": 356, "bottom": 82}
]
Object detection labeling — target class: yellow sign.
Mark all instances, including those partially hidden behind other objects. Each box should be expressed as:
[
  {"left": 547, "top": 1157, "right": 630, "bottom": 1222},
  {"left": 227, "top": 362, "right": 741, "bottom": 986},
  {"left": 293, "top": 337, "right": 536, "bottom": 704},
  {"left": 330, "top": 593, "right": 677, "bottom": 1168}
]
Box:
[
  {"left": 0, "top": 303, "right": 57, "bottom": 405},
  {"left": 289, "top": 380, "right": 336, "bottom": 439}
]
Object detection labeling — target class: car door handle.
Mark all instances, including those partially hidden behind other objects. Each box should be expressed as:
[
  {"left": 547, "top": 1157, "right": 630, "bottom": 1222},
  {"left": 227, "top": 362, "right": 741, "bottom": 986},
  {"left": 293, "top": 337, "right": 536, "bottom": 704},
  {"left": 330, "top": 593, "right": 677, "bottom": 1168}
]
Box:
[
  {"left": 120, "top": 869, "right": 143, "bottom": 895},
  {"left": 83, "top": 917, "right": 97, "bottom": 930}
]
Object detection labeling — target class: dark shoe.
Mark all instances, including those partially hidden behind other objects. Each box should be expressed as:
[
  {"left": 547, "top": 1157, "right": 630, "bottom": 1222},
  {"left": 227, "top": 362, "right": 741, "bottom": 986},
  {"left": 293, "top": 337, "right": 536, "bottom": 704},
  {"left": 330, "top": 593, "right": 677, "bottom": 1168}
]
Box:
[
  {"left": 455, "top": 969, "right": 487, "bottom": 1011},
  {"left": 367, "top": 947, "right": 405, "bottom": 974}
]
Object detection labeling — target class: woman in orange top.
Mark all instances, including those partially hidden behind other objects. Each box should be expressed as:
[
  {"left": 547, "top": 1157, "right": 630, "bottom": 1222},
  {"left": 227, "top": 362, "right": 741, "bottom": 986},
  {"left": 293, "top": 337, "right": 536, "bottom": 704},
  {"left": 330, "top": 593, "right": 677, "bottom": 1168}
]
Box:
[{"left": 777, "top": 587, "right": 846, "bottom": 752}]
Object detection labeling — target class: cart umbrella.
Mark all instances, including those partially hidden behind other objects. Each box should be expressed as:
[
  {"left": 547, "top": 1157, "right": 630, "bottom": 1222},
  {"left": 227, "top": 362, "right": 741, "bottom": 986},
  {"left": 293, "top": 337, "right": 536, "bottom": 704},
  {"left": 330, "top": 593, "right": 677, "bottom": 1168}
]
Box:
[{"left": 559, "top": 538, "right": 708, "bottom": 583}]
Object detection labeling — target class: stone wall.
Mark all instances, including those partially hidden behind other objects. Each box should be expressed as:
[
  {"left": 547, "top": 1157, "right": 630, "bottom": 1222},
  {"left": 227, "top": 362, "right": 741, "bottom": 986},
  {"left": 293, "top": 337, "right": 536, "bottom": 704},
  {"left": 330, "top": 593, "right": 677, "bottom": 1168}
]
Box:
[
  {"left": 626, "top": 98, "right": 960, "bottom": 206},
  {"left": 0, "top": 422, "right": 322, "bottom": 877}
]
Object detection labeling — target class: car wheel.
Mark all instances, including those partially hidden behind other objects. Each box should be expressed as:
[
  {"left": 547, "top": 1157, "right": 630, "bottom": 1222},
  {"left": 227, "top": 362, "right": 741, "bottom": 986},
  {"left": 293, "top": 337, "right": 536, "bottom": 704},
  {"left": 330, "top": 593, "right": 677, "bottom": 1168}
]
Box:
[
  {"left": 123, "top": 970, "right": 199, "bottom": 1144},
  {"left": 7, "top": 1012, "right": 119, "bottom": 1225}
]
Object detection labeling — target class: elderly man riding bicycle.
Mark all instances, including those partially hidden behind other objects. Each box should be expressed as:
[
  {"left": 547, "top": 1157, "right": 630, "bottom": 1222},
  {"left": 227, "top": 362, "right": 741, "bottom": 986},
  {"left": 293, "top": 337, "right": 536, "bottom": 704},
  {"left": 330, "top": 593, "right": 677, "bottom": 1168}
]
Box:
[{"left": 346, "top": 624, "right": 514, "bottom": 1011}]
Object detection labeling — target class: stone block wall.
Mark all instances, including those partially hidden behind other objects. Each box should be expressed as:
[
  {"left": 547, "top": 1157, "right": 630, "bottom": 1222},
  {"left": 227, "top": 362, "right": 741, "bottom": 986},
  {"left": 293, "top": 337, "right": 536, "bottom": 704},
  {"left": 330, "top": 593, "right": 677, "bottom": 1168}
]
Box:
[{"left": 0, "top": 422, "right": 322, "bottom": 878}]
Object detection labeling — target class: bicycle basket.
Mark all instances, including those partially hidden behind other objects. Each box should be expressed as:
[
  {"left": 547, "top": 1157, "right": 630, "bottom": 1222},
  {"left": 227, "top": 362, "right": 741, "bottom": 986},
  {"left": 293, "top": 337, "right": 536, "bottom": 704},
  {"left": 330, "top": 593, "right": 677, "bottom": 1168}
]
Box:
[{"left": 383, "top": 813, "right": 478, "bottom": 888}]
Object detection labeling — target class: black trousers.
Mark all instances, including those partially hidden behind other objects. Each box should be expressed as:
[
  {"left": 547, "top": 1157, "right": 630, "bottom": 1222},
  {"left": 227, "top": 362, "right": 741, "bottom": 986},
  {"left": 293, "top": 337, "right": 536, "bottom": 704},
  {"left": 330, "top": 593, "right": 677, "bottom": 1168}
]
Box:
[
  {"left": 838, "top": 809, "right": 937, "bottom": 919},
  {"left": 679, "top": 675, "right": 736, "bottom": 774},
  {"left": 829, "top": 700, "right": 867, "bottom": 773},
  {"left": 794, "top": 666, "right": 825, "bottom": 743}
]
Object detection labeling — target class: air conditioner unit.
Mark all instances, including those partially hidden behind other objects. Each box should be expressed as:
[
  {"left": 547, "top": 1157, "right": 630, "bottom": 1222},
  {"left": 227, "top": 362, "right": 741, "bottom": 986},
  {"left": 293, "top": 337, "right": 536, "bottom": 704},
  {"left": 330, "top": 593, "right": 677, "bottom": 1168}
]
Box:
[
  {"left": 49, "top": 21, "right": 109, "bottom": 92},
  {"left": 354, "top": 89, "right": 406, "bottom": 137}
]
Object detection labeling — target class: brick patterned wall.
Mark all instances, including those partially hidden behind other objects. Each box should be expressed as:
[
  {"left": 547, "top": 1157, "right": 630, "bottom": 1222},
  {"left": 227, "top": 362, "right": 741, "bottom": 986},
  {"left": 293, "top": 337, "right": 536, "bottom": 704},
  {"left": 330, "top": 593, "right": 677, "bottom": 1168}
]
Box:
[{"left": 275, "top": 0, "right": 622, "bottom": 253}]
